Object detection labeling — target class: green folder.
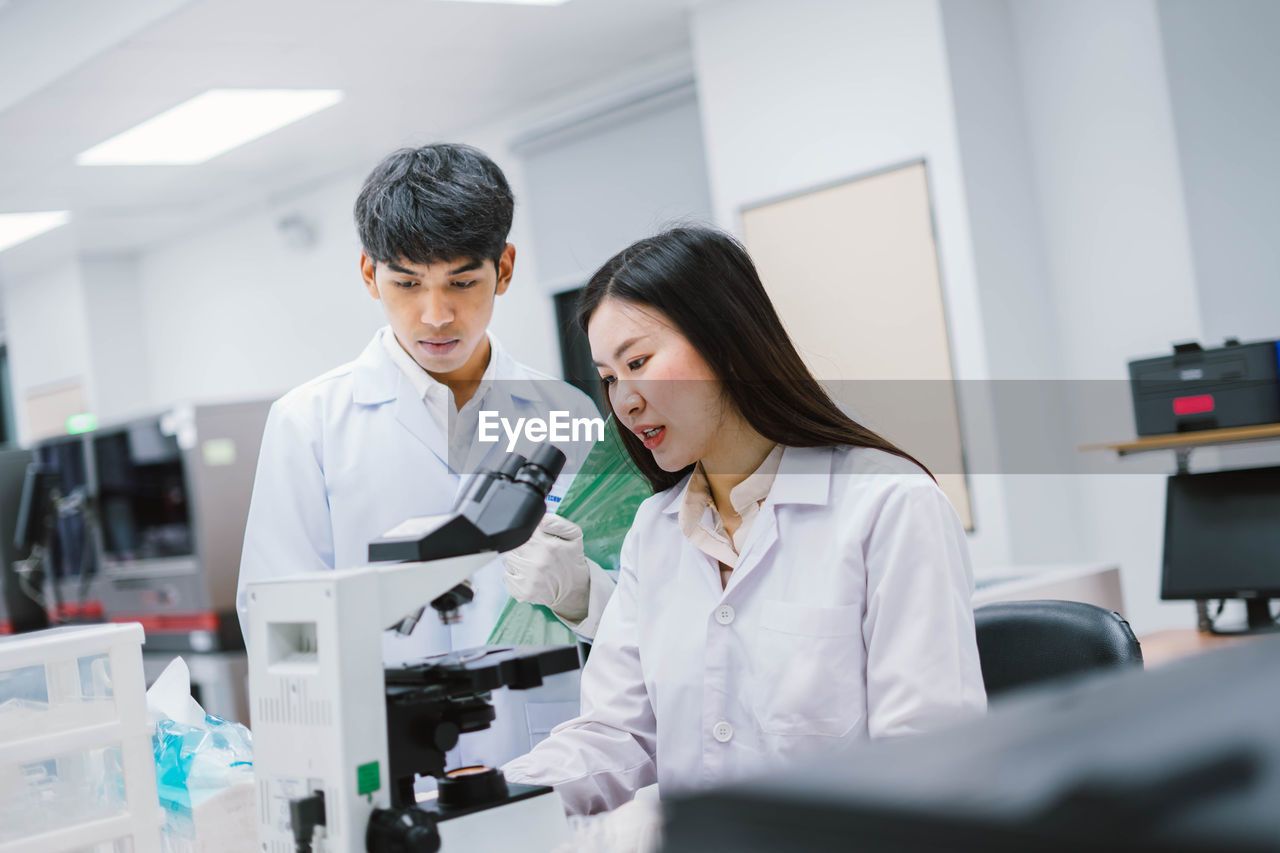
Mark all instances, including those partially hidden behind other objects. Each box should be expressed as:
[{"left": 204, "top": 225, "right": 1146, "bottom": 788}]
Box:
[{"left": 486, "top": 424, "right": 651, "bottom": 645}]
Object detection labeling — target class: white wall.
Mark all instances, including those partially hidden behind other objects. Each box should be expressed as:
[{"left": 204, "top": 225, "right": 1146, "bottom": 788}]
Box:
[
  {"left": 1005, "top": 0, "right": 1204, "bottom": 632},
  {"left": 939, "top": 0, "right": 1087, "bottom": 568},
  {"left": 136, "top": 173, "right": 383, "bottom": 406},
  {"left": 1, "top": 257, "right": 93, "bottom": 444},
  {"left": 80, "top": 254, "right": 153, "bottom": 423},
  {"left": 520, "top": 87, "right": 714, "bottom": 291},
  {"left": 1158, "top": 0, "right": 1280, "bottom": 345},
  {"left": 691, "top": 0, "right": 1013, "bottom": 570}
]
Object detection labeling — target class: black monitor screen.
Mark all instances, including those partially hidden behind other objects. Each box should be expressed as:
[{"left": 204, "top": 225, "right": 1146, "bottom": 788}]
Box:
[
  {"left": 93, "top": 423, "right": 193, "bottom": 562},
  {"left": 1162, "top": 466, "right": 1280, "bottom": 600}
]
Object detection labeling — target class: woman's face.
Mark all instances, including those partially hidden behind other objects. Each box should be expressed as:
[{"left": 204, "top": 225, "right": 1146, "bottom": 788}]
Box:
[{"left": 588, "top": 297, "right": 730, "bottom": 473}]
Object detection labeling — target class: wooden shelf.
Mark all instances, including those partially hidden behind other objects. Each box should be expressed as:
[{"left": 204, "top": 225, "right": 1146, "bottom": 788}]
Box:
[{"left": 1080, "top": 422, "right": 1280, "bottom": 457}]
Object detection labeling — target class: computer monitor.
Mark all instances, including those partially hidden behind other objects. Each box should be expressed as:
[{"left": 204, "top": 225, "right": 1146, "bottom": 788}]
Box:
[{"left": 1162, "top": 465, "right": 1280, "bottom": 633}]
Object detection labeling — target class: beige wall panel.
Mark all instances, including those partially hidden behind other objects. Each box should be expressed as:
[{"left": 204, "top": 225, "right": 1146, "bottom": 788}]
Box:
[
  {"left": 742, "top": 162, "right": 973, "bottom": 528},
  {"left": 25, "top": 381, "right": 86, "bottom": 442}
]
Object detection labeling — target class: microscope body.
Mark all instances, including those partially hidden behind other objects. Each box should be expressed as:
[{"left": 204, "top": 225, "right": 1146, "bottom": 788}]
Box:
[{"left": 246, "top": 448, "right": 577, "bottom": 852}]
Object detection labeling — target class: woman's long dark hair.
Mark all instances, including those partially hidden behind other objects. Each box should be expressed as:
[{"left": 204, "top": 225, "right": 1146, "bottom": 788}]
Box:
[{"left": 577, "top": 226, "right": 931, "bottom": 493}]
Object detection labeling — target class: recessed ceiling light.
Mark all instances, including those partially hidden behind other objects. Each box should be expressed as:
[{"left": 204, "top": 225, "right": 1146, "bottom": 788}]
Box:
[
  {"left": 77, "top": 89, "right": 344, "bottom": 166},
  {"left": 0, "top": 211, "right": 70, "bottom": 253}
]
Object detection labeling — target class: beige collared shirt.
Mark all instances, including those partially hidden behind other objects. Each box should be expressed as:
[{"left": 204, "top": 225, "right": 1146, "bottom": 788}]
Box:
[
  {"left": 678, "top": 444, "right": 784, "bottom": 588},
  {"left": 381, "top": 329, "right": 497, "bottom": 472}
]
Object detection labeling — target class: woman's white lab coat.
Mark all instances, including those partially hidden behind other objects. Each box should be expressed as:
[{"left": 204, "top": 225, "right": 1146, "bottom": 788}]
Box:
[{"left": 503, "top": 444, "right": 987, "bottom": 814}]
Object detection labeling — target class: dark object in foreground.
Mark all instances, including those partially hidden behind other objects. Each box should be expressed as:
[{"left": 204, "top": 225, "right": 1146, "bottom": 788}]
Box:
[{"left": 664, "top": 635, "right": 1280, "bottom": 853}]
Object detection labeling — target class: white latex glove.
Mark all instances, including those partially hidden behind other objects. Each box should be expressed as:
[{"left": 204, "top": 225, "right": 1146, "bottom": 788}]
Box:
[{"left": 502, "top": 513, "right": 593, "bottom": 623}]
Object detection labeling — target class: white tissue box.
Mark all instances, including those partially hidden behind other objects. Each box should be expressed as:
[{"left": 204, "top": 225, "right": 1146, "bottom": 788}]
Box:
[{"left": 161, "top": 779, "right": 257, "bottom": 853}]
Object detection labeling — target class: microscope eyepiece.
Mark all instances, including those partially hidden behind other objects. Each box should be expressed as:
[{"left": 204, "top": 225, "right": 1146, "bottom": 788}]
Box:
[
  {"left": 514, "top": 445, "right": 566, "bottom": 497},
  {"left": 495, "top": 453, "right": 526, "bottom": 481}
]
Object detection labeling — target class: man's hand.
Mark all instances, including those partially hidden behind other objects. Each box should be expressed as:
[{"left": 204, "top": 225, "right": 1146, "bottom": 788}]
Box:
[{"left": 502, "top": 513, "right": 592, "bottom": 622}]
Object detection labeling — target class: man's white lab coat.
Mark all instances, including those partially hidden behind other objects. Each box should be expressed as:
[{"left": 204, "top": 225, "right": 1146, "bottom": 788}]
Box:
[
  {"left": 504, "top": 444, "right": 987, "bottom": 814},
  {"left": 237, "top": 327, "right": 600, "bottom": 765}
]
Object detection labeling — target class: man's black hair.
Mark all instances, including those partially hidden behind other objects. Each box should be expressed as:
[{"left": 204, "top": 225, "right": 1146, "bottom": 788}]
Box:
[{"left": 354, "top": 143, "right": 514, "bottom": 267}]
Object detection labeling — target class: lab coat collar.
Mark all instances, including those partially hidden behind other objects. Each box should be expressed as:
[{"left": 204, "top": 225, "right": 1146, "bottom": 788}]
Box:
[
  {"left": 351, "top": 327, "right": 400, "bottom": 405},
  {"left": 659, "top": 444, "right": 833, "bottom": 516}
]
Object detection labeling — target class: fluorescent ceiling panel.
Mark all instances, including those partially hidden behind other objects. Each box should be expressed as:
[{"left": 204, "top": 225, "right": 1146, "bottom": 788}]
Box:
[
  {"left": 0, "top": 210, "right": 70, "bottom": 253},
  {"left": 77, "top": 88, "right": 343, "bottom": 165}
]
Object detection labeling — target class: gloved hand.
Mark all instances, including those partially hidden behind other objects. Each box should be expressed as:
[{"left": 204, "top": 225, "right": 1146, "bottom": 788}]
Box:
[{"left": 502, "top": 513, "right": 592, "bottom": 623}]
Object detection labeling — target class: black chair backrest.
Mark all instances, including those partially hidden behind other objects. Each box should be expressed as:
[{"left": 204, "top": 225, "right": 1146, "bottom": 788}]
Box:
[{"left": 974, "top": 599, "right": 1143, "bottom": 698}]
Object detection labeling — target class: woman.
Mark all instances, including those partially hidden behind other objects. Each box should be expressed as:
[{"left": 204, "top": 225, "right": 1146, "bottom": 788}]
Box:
[{"left": 503, "top": 226, "right": 985, "bottom": 815}]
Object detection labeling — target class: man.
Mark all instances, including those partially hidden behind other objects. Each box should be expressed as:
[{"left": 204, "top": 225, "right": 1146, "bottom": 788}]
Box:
[{"left": 236, "top": 143, "right": 600, "bottom": 766}]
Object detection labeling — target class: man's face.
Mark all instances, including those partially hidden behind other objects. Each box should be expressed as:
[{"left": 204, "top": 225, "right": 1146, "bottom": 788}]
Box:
[{"left": 361, "top": 244, "right": 514, "bottom": 382}]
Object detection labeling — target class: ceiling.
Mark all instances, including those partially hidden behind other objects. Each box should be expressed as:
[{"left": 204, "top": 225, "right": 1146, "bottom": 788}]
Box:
[{"left": 0, "top": 0, "right": 695, "bottom": 262}]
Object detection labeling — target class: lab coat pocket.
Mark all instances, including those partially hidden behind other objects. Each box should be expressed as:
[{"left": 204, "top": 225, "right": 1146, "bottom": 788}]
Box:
[{"left": 752, "top": 600, "right": 863, "bottom": 737}]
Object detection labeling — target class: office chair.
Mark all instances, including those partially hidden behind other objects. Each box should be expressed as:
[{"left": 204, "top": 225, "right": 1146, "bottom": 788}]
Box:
[{"left": 974, "top": 599, "right": 1143, "bottom": 698}]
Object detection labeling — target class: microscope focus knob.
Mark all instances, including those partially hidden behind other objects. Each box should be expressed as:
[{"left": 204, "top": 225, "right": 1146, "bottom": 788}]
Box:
[{"left": 367, "top": 807, "right": 441, "bottom": 853}]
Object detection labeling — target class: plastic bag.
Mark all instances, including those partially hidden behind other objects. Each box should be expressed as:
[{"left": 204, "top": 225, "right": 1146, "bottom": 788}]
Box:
[
  {"left": 153, "top": 715, "right": 253, "bottom": 811},
  {"left": 147, "top": 658, "right": 256, "bottom": 851},
  {"left": 487, "top": 423, "right": 652, "bottom": 644}
]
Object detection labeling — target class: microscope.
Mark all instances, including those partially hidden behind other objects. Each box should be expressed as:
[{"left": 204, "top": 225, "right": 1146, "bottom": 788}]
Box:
[{"left": 247, "top": 445, "right": 580, "bottom": 852}]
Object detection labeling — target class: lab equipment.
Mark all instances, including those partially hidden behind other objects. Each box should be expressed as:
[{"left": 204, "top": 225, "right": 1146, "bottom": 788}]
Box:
[
  {"left": 662, "top": 634, "right": 1280, "bottom": 853},
  {"left": 92, "top": 401, "right": 271, "bottom": 658},
  {"left": 1128, "top": 338, "right": 1280, "bottom": 435},
  {"left": 1, "top": 403, "right": 269, "bottom": 720},
  {"left": 0, "top": 622, "right": 163, "bottom": 852},
  {"left": 25, "top": 434, "right": 104, "bottom": 623},
  {"left": 1162, "top": 465, "right": 1280, "bottom": 634},
  {"left": 0, "top": 448, "right": 49, "bottom": 635},
  {"left": 248, "top": 446, "right": 580, "bottom": 852}
]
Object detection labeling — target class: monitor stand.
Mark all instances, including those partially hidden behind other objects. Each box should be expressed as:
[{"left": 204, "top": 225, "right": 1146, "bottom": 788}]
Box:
[{"left": 1208, "top": 597, "right": 1280, "bottom": 636}]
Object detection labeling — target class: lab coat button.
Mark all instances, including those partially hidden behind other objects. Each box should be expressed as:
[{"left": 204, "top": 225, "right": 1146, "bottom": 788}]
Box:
[
  {"left": 713, "top": 721, "right": 733, "bottom": 743},
  {"left": 715, "top": 605, "right": 735, "bottom": 625}
]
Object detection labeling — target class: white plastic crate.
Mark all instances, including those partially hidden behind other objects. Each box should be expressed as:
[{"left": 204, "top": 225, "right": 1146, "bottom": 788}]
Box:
[{"left": 0, "top": 623, "right": 163, "bottom": 853}]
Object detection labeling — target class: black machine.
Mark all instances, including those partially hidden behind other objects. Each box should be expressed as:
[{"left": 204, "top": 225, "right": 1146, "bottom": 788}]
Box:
[
  {"left": 1, "top": 449, "right": 49, "bottom": 634},
  {"left": 1162, "top": 466, "right": 1280, "bottom": 634},
  {"left": 288, "top": 446, "right": 580, "bottom": 853},
  {"left": 1128, "top": 338, "right": 1280, "bottom": 436},
  {"left": 663, "top": 636, "right": 1280, "bottom": 853},
  {"left": 4, "top": 437, "right": 98, "bottom": 630}
]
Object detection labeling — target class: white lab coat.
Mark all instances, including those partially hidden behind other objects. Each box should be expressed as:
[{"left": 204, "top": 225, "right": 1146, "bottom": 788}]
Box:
[
  {"left": 236, "top": 327, "right": 600, "bottom": 766},
  {"left": 503, "top": 444, "right": 987, "bottom": 814}
]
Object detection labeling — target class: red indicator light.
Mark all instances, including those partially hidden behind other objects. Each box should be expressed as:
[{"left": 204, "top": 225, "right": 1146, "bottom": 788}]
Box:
[{"left": 1173, "top": 394, "right": 1215, "bottom": 416}]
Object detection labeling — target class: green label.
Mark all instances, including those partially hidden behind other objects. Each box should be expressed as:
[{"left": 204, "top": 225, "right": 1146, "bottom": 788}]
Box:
[{"left": 356, "top": 761, "right": 380, "bottom": 796}]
